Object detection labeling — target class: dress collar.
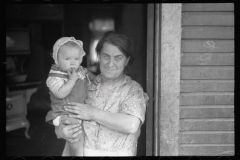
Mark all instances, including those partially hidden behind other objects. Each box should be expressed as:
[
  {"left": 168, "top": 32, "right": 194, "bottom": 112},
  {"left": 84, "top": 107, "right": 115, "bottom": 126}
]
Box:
[
  {"left": 50, "top": 64, "right": 67, "bottom": 73},
  {"left": 92, "top": 74, "right": 130, "bottom": 91}
]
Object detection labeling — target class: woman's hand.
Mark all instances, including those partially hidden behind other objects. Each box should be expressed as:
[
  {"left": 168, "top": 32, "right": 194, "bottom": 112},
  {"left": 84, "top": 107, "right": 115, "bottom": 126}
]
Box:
[
  {"left": 55, "top": 118, "right": 82, "bottom": 143},
  {"left": 64, "top": 102, "right": 97, "bottom": 121}
]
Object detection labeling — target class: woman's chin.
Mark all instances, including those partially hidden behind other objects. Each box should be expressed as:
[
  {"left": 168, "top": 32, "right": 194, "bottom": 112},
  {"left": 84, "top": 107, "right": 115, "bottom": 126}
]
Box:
[
  {"left": 102, "top": 72, "right": 125, "bottom": 81},
  {"left": 102, "top": 74, "right": 114, "bottom": 80}
]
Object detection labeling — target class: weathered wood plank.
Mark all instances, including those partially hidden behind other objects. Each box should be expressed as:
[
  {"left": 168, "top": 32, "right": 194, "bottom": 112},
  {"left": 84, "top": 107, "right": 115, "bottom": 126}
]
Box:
[
  {"left": 180, "top": 119, "right": 234, "bottom": 131},
  {"left": 182, "top": 40, "right": 234, "bottom": 53},
  {"left": 182, "top": 3, "right": 234, "bottom": 11},
  {"left": 181, "top": 66, "right": 234, "bottom": 80},
  {"left": 182, "top": 27, "right": 234, "bottom": 39},
  {"left": 180, "top": 80, "right": 234, "bottom": 92},
  {"left": 180, "top": 107, "right": 234, "bottom": 118},
  {"left": 179, "top": 132, "right": 234, "bottom": 144},
  {"left": 180, "top": 92, "right": 234, "bottom": 106},
  {"left": 182, "top": 12, "right": 234, "bottom": 26},
  {"left": 181, "top": 53, "right": 234, "bottom": 66},
  {"left": 179, "top": 145, "right": 234, "bottom": 156}
]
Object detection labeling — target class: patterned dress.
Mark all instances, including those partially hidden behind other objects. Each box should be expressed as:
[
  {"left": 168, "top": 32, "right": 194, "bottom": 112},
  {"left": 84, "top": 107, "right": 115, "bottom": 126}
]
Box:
[{"left": 62, "top": 75, "right": 149, "bottom": 156}]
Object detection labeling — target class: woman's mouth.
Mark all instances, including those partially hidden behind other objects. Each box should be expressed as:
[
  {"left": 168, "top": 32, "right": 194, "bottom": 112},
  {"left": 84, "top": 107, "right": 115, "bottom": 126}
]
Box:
[{"left": 105, "top": 68, "right": 115, "bottom": 72}]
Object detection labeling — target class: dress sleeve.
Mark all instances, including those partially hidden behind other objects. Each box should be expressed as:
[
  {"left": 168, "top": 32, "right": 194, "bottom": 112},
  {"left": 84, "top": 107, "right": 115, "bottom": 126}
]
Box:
[
  {"left": 46, "top": 76, "right": 65, "bottom": 98},
  {"left": 120, "top": 83, "right": 149, "bottom": 124}
]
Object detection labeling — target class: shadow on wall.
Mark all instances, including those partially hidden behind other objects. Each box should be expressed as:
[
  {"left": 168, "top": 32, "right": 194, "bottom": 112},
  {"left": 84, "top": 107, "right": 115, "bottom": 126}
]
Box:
[
  {"left": 28, "top": 82, "right": 51, "bottom": 111},
  {"left": 27, "top": 45, "right": 52, "bottom": 111}
]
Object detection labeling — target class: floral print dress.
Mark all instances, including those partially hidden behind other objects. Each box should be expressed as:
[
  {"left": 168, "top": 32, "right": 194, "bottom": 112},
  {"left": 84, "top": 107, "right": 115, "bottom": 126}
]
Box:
[{"left": 62, "top": 75, "right": 149, "bottom": 156}]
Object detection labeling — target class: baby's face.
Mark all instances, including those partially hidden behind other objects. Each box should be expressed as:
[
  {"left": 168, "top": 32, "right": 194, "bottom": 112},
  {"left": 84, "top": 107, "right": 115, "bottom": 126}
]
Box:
[{"left": 57, "top": 45, "right": 83, "bottom": 72}]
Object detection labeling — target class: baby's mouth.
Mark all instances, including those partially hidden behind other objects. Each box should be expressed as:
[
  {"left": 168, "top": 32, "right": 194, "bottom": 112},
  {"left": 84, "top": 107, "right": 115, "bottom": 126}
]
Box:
[
  {"left": 68, "top": 68, "right": 74, "bottom": 73},
  {"left": 69, "top": 67, "right": 79, "bottom": 72}
]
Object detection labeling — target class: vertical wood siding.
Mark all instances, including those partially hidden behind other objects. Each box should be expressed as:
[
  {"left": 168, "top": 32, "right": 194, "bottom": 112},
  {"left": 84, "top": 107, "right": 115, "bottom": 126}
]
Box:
[{"left": 180, "top": 3, "right": 234, "bottom": 156}]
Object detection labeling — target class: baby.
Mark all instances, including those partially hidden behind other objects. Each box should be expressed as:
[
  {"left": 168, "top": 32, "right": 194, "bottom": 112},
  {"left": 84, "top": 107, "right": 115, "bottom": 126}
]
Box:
[{"left": 45, "top": 37, "right": 96, "bottom": 156}]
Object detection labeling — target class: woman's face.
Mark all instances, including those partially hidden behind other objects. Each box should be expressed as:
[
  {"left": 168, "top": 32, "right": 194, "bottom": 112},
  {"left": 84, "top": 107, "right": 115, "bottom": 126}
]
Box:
[{"left": 99, "top": 42, "right": 129, "bottom": 80}]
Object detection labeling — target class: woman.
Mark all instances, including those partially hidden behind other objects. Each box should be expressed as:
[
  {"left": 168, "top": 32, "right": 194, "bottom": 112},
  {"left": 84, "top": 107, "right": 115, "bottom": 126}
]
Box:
[{"left": 55, "top": 31, "right": 149, "bottom": 156}]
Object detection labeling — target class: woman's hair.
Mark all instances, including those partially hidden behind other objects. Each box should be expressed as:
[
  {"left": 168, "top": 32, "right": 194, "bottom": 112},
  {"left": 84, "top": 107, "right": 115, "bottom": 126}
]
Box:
[{"left": 95, "top": 31, "right": 134, "bottom": 72}]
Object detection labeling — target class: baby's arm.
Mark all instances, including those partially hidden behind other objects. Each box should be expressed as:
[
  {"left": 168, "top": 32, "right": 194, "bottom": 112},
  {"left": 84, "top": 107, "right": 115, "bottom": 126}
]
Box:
[
  {"left": 87, "top": 70, "right": 102, "bottom": 84},
  {"left": 47, "top": 69, "right": 79, "bottom": 99},
  {"left": 87, "top": 70, "right": 96, "bottom": 81},
  {"left": 54, "top": 78, "right": 77, "bottom": 99}
]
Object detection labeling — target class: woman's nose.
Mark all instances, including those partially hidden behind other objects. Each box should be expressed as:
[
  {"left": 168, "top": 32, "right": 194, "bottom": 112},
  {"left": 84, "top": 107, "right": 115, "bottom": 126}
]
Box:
[{"left": 108, "top": 58, "right": 114, "bottom": 67}]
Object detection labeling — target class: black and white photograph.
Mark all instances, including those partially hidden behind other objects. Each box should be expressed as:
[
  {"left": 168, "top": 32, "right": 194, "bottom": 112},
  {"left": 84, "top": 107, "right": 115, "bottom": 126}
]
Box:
[{"left": 5, "top": 3, "right": 235, "bottom": 157}]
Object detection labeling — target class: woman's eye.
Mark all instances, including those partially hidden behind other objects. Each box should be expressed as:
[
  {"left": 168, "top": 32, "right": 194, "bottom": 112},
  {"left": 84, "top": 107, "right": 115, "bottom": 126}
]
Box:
[
  {"left": 115, "top": 56, "right": 123, "bottom": 61},
  {"left": 103, "top": 55, "right": 109, "bottom": 59},
  {"left": 65, "top": 58, "right": 69, "bottom": 60}
]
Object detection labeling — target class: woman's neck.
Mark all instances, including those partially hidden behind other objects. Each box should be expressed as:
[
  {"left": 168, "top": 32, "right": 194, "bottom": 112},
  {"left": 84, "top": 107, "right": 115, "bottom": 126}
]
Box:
[{"left": 101, "top": 74, "right": 126, "bottom": 87}]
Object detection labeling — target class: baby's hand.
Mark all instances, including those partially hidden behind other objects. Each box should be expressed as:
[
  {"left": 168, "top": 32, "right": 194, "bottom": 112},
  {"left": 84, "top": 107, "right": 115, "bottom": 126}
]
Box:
[
  {"left": 93, "top": 75, "right": 102, "bottom": 84},
  {"left": 68, "top": 68, "right": 79, "bottom": 81}
]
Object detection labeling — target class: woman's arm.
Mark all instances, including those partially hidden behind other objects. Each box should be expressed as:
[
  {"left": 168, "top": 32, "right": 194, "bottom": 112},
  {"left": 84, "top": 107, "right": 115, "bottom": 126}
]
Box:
[
  {"left": 65, "top": 103, "right": 141, "bottom": 134},
  {"left": 93, "top": 109, "right": 141, "bottom": 134}
]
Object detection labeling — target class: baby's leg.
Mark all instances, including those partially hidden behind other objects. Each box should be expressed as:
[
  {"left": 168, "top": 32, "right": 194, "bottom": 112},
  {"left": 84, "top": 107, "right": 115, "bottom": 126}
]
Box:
[{"left": 61, "top": 115, "right": 84, "bottom": 156}]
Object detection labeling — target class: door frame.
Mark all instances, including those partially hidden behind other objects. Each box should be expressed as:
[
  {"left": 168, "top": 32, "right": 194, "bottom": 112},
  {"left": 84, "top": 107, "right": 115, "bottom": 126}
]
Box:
[
  {"left": 146, "top": 3, "right": 161, "bottom": 156},
  {"left": 146, "top": 3, "right": 182, "bottom": 156}
]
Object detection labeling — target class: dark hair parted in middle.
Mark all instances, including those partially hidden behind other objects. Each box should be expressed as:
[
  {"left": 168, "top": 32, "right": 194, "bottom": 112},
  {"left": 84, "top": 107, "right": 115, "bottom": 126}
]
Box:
[{"left": 95, "top": 31, "right": 134, "bottom": 71}]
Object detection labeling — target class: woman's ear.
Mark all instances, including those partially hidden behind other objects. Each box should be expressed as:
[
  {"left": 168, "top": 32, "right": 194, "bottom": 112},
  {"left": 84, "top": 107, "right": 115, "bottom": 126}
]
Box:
[
  {"left": 97, "top": 54, "right": 100, "bottom": 62},
  {"left": 125, "top": 57, "right": 130, "bottom": 66}
]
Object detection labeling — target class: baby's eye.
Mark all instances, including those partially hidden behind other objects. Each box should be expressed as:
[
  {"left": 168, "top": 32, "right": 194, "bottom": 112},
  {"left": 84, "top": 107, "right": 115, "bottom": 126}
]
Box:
[
  {"left": 75, "top": 58, "right": 79, "bottom": 60},
  {"left": 65, "top": 58, "right": 69, "bottom": 60}
]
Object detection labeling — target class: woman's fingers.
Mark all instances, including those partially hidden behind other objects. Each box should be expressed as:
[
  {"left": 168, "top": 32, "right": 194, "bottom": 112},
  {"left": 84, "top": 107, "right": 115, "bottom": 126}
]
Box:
[
  {"left": 63, "top": 124, "right": 79, "bottom": 134},
  {"left": 67, "top": 102, "right": 79, "bottom": 105},
  {"left": 72, "top": 125, "right": 81, "bottom": 134},
  {"left": 68, "top": 114, "right": 80, "bottom": 119},
  {"left": 66, "top": 102, "right": 86, "bottom": 107},
  {"left": 72, "top": 129, "right": 82, "bottom": 138},
  {"left": 64, "top": 108, "right": 80, "bottom": 115},
  {"left": 69, "top": 138, "right": 80, "bottom": 143},
  {"left": 62, "top": 124, "right": 81, "bottom": 141},
  {"left": 67, "top": 126, "right": 82, "bottom": 143},
  {"left": 61, "top": 119, "right": 71, "bottom": 125},
  {"left": 67, "top": 124, "right": 80, "bottom": 130}
]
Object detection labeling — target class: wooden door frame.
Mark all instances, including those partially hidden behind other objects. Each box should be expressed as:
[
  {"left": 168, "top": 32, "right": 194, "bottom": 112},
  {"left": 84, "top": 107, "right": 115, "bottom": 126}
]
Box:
[
  {"left": 146, "top": 3, "right": 182, "bottom": 156},
  {"left": 146, "top": 3, "right": 162, "bottom": 156},
  {"left": 146, "top": 3, "right": 157, "bottom": 156}
]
